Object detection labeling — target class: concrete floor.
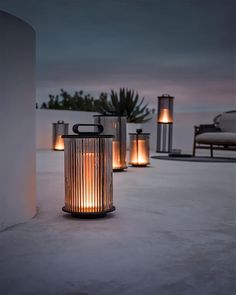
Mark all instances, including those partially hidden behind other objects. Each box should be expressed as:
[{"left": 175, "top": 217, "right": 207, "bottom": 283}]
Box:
[{"left": 0, "top": 150, "right": 235, "bottom": 295}]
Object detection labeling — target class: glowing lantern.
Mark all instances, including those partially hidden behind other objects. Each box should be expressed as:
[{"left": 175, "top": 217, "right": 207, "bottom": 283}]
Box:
[
  {"left": 158, "top": 108, "right": 173, "bottom": 123},
  {"left": 156, "top": 94, "right": 174, "bottom": 153},
  {"left": 129, "top": 129, "right": 150, "bottom": 166},
  {"left": 52, "top": 120, "right": 69, "bottom": 151},
  {"left": 94, "top": 115, "right": 127, "bottom": 171},
  {"left": 62, "top": 124, "right": 115, "bottom": 217}
]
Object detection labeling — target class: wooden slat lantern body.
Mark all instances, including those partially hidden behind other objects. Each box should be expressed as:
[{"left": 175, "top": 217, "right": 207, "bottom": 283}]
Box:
[
  {"left": 52, "top": 120, "right": 69, "bottom": 151},
  {"left": 129, "top": 129, "right": 150, "bottom": 166},
  {"left": 94, "top": 115, "right": 127, "bottom": 171},
  {"left": 62, "top": 124, "right": 115, "bottom": 217},
  {"left": 156, "top": 94, "right": 174, "bottom": 153}
]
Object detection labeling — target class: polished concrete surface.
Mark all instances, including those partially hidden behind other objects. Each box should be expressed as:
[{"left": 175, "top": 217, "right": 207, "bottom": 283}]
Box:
[{"left": 0, "top": 150, "right": 235, "bottom": 295}]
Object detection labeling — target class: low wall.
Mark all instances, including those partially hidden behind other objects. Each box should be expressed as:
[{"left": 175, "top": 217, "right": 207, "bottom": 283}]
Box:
[
  {"left": 36, "top": 109, "right": 98, "bottom": 150},
  {"left": 36, "top": 109, "right": 219, "bottom": 152}
]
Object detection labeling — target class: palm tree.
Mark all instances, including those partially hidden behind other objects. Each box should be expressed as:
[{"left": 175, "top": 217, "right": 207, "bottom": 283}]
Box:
[{"left": 97, "top": 88, "right": 154, "bottom": 123}]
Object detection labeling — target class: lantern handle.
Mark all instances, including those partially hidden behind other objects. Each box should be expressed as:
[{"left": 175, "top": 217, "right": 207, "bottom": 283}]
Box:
[
  {"left": 72, "top": 124, "right": 104, "bottom": 135},
  {"left": 136, "top": 129, "right": 143, "bottom": 134}
]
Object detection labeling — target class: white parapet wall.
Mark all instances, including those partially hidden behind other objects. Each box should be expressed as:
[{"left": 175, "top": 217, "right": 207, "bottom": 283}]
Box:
[
  {"left": 0, "top": 11, "right": 36, "bottom": 230},
  {"left": 37, "top": 109, "right": 219, "bottom": 153}
]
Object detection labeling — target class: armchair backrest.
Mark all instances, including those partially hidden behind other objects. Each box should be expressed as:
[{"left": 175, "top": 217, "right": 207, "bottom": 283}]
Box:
[{"left": 215, "top": 111, "right": 236, "bottom": 132}]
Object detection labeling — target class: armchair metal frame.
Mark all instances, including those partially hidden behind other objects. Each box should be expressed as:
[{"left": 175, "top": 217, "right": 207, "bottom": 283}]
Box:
[{"left": 193, "top": 124, "right": 236, "bottom": 157}]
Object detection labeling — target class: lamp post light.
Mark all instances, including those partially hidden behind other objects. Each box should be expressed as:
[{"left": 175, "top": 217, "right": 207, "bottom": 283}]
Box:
[
  {"left": 129, "top": 129, "right": 150, "bottom": 167},
  {"left": 94, "top": 115, "right": 127, "bottom": 171},
  {"left": 156, "top": 94, "right": 174, "bottom": 153},
  {"left": 52, "top": 120, "right": 69, "bottom": 151},
  {"left": 62, "top": 124, "right": 115, "bottom": 218}
]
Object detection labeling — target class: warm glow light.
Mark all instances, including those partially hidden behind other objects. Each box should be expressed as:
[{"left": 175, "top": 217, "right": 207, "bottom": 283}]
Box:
[
  {"left": 158, "top": 108, "right": 173, "bottom": 123},
  {"left": 82, "top": 152, "right": 98, "bottom": 212},
  {"left": 130, "top": 139, "right": 149, "bottom": 165},
  {"left": 54, "top": 135, "right": 64, "bottom": 150},
  {"left": 65, "top": 151, "right": 102, "bottom": 213},
  {"left": 112, "top": 140, "right": 122, "bottom": 170}
]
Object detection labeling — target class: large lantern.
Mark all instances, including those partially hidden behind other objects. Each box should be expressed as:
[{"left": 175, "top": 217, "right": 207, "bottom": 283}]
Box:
[
  {"left": 52, "top": 120, "right": 69, "bottom": 151},
  {"left": 62, "top": 124, "right": 115, "bottom": 217},
  {"left": 156, "top": 94, "right": 174, "bottom": 153},
  {"left": 129, "top": 129, "right": 150, "bottom": 166},
  {"left": 94, "top": 115, "right": 127, "bottom": 171}
]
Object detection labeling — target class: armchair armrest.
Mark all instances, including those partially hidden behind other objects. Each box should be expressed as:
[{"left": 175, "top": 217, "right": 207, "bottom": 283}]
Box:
[{"left": 194, "top": 124, "right": 221, "bottom": 136}]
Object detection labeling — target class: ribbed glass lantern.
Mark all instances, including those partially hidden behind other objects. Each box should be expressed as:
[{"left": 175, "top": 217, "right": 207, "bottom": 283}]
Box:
[
  {"left": 52, "top": 120, "right": 69, "bottom": 151},
  {"left": 62, "top": 124, "right": 115, "bottom": 217},
  {"left": 94, "top": 115, "right": 127, "bottom": 171},
  {"left": 129, "top": 129, "right": 150, "bottom": 166},
  {"left": 156, "top": 94, "right": 174, "bottom": 153}
]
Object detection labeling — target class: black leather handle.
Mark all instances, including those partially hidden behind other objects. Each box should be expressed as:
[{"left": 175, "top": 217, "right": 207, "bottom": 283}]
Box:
[{"left": 72, "top": 124, "right": 104, "bottom": 135}]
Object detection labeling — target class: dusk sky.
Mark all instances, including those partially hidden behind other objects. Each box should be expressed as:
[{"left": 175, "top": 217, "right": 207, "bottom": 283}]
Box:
[{"left": 0, "top": 0, "right": 235, "bottom": 112}]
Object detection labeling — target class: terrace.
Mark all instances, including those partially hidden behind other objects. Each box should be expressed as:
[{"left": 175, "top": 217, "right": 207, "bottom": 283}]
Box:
[
  {"left": 1, "top": 149, "right": 235, "bottom": 295},
  {"left": 0, "top": 5, "right": 235, "bottom": 295}
]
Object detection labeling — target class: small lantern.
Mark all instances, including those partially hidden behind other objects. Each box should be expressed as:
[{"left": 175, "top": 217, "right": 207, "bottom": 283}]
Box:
[
  {"left": 156, "top": 94, "right": 174, "bottom": 153},
  {"left": 129, "top": 129, "right": 150, "bottom": 166},
  {"left": 94, "top": 115, "right": 127, "bottom": 171},
  {"left": 52, "top": 120, "right": 69, "bottom": 151},
  {"left": 62, "top": 124, "right": 115, "bottom": 217}
]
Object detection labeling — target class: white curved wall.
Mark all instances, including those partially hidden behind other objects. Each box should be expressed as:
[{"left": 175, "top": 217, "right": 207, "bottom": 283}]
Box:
[{"left": 0, "top": 11, "right": 36, "bottom": 230}]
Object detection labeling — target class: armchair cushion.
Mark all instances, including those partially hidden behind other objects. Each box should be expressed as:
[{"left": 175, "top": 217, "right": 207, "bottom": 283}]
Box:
[
  {"left": 196, "top": 132, "right": 236, "bottom": 146},
  {"left": 218, "top": 112, "right": 236, "bottom": 132}
]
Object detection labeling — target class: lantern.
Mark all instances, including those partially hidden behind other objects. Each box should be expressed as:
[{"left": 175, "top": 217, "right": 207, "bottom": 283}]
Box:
[
  {"left": 129, "top": 129, "right": 150, "bottom": 166},
  {"left": 62, "top": 124, "right": 115, "bottom": 217},
  {"left": 156, "top": 94, "right": 174, "bottom": 153},
  {"left": 94, "top": 115, "right": 127, "bottom": 171},
  {"left": 52, "top": 120, "right": 69, "bottom": 151}
]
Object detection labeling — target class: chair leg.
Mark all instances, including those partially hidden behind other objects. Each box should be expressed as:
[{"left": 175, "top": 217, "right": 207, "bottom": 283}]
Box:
[
  {"left": 193, "top": 142, "right": 196, "bottom": 156},
  {"left": 193, "top": 139, "right": 196, "bottom": 157},
  {"left": 210, "top": 145, "right": 213, "bottom": 157}
]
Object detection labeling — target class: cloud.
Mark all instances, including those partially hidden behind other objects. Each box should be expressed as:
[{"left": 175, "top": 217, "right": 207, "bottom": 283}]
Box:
[{"left": 1, "top": 0, "right": 235, "bottom": 111}]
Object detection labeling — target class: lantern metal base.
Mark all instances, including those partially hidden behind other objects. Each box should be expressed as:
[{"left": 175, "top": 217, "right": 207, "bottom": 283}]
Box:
[
  {"left": 129, "top": 163, "right": 149, "bottom": 167},
  {"left": 62, "top": 206, "right": 116, "bottom": 218},
  {"left": 156, "top": 123, "right": 173, "bottom": 153},
  {"left": 53, "top": 149, "right": 64, "bottom": 151}
]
